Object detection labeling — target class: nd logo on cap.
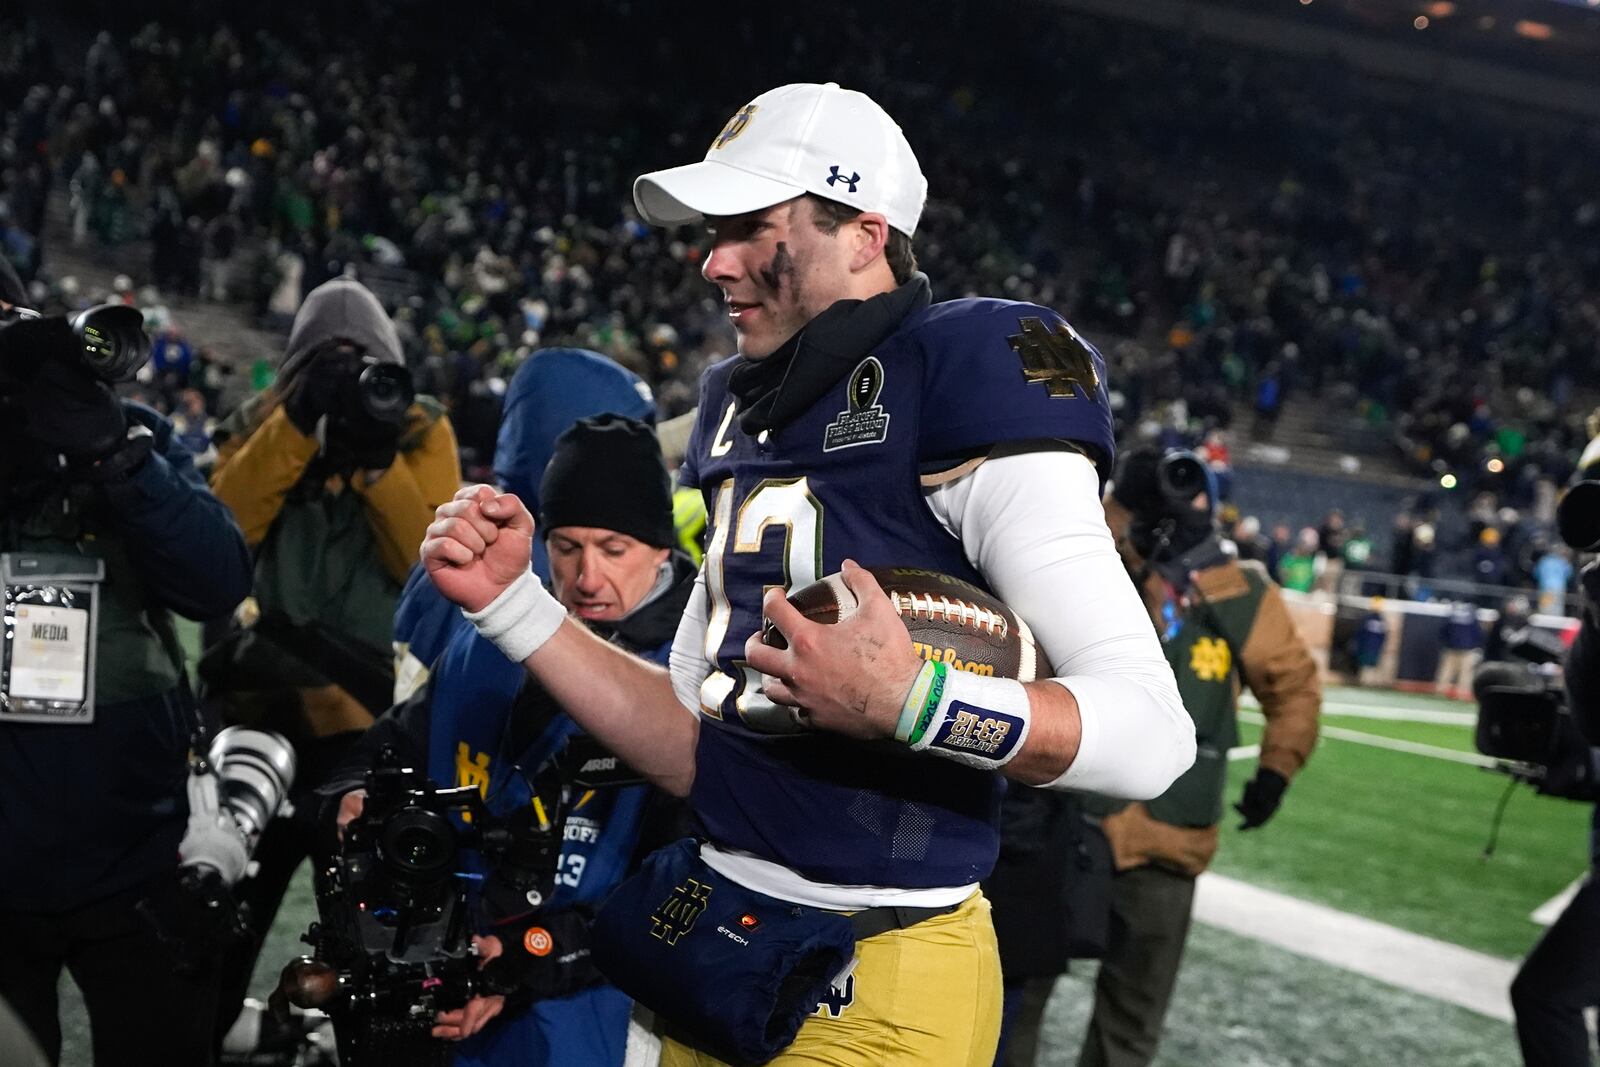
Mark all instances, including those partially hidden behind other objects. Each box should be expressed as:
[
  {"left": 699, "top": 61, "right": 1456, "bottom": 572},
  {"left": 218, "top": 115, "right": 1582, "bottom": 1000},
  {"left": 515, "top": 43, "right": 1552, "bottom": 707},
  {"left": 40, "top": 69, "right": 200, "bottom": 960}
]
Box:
[{"left": 712, "top": 105, "right": 758, "bottom": 151}]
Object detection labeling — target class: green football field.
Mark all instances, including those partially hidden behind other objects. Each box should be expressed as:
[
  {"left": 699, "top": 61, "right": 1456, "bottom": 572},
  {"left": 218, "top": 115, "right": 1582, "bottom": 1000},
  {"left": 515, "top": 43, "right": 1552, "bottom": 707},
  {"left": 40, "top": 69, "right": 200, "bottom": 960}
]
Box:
[{"left": 53, "top": 685, "right": 1592, "bottom": 1065}]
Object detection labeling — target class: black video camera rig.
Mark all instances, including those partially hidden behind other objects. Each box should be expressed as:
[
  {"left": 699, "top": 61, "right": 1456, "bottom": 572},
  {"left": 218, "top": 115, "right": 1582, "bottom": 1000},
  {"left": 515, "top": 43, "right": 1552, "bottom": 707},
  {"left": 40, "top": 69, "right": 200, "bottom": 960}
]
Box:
[{"left": 276, "top": 747, "right": 564, "bottom": 1067}]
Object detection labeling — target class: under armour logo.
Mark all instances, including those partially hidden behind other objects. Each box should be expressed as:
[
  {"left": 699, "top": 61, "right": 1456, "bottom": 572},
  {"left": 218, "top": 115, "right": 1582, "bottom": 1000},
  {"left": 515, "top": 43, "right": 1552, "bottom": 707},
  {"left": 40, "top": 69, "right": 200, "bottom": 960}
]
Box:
[{"left": 826, "top": 166, "right": 860, "bottom": 193}]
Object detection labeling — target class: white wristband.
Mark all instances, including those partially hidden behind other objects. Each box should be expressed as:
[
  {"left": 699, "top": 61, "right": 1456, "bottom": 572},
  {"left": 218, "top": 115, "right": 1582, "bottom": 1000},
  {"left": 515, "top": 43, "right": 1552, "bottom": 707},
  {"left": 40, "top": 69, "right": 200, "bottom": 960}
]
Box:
[
  {"left": 462, "top": 570, "right": 567, "bottom": 663},
  {"left": 905, "top": 668, "right": 1032, "bottom": 771}
]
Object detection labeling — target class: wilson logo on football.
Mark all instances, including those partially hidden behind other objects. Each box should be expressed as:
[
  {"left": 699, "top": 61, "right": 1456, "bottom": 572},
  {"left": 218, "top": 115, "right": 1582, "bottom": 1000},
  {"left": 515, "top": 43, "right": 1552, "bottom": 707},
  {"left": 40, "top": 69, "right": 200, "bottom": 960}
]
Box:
[{"left": 523, "top": 927, "right": 554, "bottom": 957}]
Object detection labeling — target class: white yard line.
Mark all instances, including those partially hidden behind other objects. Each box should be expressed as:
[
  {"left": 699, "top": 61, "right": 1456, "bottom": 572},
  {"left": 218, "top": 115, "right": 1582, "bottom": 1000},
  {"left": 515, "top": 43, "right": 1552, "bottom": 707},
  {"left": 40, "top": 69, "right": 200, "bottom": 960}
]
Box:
[
  {"left": 1240, "top": 695, "right": 1476, "bottom": 726},
  {"left": 1195, "top": 872, "right": 1517, "bottom": 1021},
  {"left": 1227, "top": 743, "right": 1261, "bottom": 762},
  {"left": 1238, "top": 710, "right": 1501, "bottom": 769},
  {"left": 1531, "top": 875, "right": 1589, "bottom": 926}
]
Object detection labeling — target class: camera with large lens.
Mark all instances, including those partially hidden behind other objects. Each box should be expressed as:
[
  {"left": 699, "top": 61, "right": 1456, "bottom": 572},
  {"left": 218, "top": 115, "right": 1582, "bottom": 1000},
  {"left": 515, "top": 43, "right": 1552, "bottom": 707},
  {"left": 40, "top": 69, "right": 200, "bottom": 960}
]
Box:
[
  {"left": 0, "top": 302, "right": 151, "bottom": 389},
  {"left": 139, "top": 726, "right": 297, "bottom": 971},
  {"left": 277, "top": 747, "right": 564, "bottom": 1067},
  {"left": 345, "top": 357, "right": 415, "bottom": 425},
  {"left": 1116, "top": 447, "right": 1224, "bottom": 579}
]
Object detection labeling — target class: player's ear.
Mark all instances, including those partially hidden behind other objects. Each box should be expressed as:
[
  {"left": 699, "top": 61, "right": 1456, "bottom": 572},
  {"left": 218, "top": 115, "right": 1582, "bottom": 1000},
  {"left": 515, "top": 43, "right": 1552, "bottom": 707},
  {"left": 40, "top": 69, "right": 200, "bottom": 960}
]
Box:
[{"left": 848, "top": 212, "right": 890, "bottom": 274}]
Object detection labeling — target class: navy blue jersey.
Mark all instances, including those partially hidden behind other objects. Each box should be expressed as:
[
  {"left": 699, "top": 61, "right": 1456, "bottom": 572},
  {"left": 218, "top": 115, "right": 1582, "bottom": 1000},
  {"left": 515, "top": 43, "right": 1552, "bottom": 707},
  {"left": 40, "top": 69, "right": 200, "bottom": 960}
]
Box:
[{"left": 678, "top": 298, "right": 1113, "bottom": 888}]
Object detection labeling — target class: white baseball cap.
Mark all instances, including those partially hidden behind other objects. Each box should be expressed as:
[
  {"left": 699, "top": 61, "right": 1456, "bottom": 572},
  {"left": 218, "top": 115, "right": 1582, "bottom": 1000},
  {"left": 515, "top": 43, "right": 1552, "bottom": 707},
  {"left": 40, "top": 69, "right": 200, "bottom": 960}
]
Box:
[{"left": 633, "top": 82, "right": 927, "bottom": 237}]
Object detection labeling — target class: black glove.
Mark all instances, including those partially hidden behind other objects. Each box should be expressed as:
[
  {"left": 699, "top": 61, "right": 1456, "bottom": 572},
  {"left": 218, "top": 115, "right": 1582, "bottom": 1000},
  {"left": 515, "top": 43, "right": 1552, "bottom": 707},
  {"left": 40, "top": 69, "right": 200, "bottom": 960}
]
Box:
[
  {"left": 135, "top": 865, "right": 249, "bottom": 976},
  {"left": 19, "top": 354, "right": 127, "bottom": 460},
  {"left": 280, "top": 353, "right": 347, "bottom": 435},
  {"left": 480, "top": 909, "right": 600, "bottom": 1007},
  {"left": 1234, "top": 768, "right": 1288, "bottom": 830}
]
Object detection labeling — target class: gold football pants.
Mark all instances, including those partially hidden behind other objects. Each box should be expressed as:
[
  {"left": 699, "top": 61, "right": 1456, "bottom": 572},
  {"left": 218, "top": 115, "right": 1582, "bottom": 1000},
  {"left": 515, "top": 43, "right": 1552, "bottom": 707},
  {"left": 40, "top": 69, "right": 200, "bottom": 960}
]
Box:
[{"left": 659, "top": 890, "right": 1002, "bottom": 1066}]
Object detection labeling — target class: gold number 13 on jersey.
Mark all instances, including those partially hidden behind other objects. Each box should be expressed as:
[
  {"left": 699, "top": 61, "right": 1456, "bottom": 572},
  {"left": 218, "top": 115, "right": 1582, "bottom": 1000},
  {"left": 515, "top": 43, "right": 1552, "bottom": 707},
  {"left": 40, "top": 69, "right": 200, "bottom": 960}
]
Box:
[{"left": 700, "top": 477, "right": 823, "bottom": 733}]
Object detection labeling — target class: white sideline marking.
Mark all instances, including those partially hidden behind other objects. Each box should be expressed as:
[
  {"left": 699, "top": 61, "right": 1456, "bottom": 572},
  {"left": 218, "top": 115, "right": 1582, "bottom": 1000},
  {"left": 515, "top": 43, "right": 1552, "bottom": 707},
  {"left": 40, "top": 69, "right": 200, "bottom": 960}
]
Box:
[
  {"left": 1195, "top": 872, "right": 1516, "bottom": 1021},
  {"left": 1228, "top": 744, "right": 1261, "bottom": 761},
  {"left": 1531, "top": 875, "right": 1588, "bottom": 926},
  {"left": 1241, "top": 695, "right": 1476, "bottom": 726},
  {"left": 1238, "top": 710, "right": 1502, "bottom": 769}
]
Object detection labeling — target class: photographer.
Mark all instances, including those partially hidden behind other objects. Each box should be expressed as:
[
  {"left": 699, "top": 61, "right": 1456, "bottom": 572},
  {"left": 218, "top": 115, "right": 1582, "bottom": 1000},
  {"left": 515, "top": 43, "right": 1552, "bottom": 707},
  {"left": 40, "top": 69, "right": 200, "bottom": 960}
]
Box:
[
  {"left": 1507, "top": 439, "right": 1600, "bottom": 1066},
  {"left": 1074, "top": 446, "right": 1321, "bottom": 1067},
  {"left": 322, "top": 414, "right": 694, "bottom": 1065},
  {"left": 204, "top": 277, "right": 460, "bottom": 1040},
  {"left": 0, "top": 258, "right": 253, "bottom": 1066}
]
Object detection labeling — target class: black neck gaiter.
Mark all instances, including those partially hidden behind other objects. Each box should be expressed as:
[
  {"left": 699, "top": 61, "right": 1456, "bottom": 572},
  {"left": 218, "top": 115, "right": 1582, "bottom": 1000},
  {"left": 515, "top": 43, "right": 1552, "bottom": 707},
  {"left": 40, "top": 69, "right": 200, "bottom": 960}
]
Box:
[{"left": 726, "top": 273, "right": 932, "bottom": 437}]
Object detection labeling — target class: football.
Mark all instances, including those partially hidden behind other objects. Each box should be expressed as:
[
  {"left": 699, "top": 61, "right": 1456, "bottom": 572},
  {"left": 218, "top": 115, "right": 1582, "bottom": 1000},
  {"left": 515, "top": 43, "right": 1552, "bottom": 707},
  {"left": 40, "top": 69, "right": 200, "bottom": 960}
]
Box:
[{"left": 761, "top": 566, "right": 1041, "bottom": 682}]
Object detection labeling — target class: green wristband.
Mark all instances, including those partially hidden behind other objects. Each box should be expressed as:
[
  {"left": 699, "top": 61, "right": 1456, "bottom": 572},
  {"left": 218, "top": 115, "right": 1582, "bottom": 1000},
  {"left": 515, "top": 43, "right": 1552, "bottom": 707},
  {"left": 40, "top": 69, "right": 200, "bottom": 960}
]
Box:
[
  {"left": 895, "top": 661, "right": 939, "bottom": 743},
  {"left": 906, "top": 661, "right": 949, "bottom": 747}
]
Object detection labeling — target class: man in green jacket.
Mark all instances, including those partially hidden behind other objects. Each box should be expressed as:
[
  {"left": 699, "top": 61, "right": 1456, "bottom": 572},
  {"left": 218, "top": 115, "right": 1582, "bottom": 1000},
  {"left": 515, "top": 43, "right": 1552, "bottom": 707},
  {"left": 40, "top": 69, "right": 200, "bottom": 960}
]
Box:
[{"left": 1082, "top": 448, "right": 1322, "bottom": 1067}]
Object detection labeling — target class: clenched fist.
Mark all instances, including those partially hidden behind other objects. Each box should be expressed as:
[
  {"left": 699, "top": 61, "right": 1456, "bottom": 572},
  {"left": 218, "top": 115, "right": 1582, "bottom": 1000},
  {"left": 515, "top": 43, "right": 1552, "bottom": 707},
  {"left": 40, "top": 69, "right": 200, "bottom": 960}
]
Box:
[{"left": 420, "top": 484, "right": 537, "bottom": 613}]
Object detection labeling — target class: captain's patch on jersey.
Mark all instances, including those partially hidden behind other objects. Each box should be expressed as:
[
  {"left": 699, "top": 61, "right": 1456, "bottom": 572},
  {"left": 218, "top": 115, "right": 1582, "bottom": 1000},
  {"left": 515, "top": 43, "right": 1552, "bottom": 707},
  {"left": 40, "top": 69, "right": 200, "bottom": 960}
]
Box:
[
  {"left": 1008, "top": 316, "right": 1101, "bottom": 400},
  {"left": 822, "top": 356, "right": 892, "bottom": 451}
]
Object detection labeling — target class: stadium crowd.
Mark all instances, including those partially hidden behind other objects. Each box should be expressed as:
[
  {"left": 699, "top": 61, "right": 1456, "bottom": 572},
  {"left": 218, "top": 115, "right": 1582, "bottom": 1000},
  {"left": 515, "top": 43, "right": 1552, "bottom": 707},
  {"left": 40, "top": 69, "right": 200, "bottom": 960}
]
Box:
[{"left": 2, "top": 0, "right": 1596, "bottom": 593}]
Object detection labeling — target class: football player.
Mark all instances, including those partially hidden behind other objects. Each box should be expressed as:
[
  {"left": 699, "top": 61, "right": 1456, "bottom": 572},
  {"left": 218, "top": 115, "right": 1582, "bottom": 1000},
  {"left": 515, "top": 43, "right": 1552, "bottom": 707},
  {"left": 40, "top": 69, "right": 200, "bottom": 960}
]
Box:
[{"left": 421, "top": 82, "right": 1195, "bottom": 1065}]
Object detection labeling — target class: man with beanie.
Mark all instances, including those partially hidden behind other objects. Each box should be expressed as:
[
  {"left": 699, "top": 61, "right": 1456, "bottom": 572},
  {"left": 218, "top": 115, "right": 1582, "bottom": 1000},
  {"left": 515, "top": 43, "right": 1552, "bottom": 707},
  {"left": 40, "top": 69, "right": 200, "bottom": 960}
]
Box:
[
  {"left": 393, "top": 347, "right": 655, "bottom": 697},
  {"left": 324, "top": 413, "right": 695, "bottom": 1065},
  {"left": 203, "top": 277, "right": 460, "bottom": 1042}
]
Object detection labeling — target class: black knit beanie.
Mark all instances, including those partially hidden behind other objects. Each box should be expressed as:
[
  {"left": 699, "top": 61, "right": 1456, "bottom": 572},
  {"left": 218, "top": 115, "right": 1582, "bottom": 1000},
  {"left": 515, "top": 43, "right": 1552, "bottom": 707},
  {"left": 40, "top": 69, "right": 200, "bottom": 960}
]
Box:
[{"left": 539, "top": 414, "right": 676, "bottom": 548}]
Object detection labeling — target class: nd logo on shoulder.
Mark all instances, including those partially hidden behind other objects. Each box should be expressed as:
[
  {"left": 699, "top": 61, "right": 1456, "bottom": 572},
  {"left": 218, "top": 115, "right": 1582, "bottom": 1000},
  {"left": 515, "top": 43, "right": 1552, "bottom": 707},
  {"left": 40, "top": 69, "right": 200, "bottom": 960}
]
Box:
[{"left": 1008, "top": 316, "right": 1100, "bottom": 400}]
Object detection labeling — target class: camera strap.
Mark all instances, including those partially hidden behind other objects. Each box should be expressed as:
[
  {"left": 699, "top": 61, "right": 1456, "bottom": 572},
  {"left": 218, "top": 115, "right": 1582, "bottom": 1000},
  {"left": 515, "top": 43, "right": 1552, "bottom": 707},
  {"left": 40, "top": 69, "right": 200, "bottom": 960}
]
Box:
[{"left": 1, "top": 551, "right": 105, "bottom": 724}]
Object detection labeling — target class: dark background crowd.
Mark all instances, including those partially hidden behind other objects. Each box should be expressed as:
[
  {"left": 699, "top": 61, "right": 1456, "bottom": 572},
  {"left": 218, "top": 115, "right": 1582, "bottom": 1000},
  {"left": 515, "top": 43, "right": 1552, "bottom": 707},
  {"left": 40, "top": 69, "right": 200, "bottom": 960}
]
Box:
[{"left": 3, "top": 0, "right": 1599, "bottom": 603}]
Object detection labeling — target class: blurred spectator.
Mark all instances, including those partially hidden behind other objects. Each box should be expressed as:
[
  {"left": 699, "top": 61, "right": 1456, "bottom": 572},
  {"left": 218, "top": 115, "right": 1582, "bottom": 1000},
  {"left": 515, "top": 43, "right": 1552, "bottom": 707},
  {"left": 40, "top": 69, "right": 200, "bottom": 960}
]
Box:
[
  {"left": 1266, "top": 522, "right": 1293, "bottom": 576},
  {"left": 1354, "top": 597, "right": 1389, "bottom": 687},
  {"left": 1435, "top": 601, "right": 1484, "bottom": 701},
  {"left": 1472, "top": 528, "right": 1510, "bottom": 590},
  {"left": 1278, "top": 528, "right": 1320, "bottom": 593},
  {"left": 1231, "top": 515, "right": 1270, "bottom": 565},
  {"left": 1535, "top": 545, "right": 1575, "bottom": 615},
  {"left": 1342, "top": 521, "right": 1373, "bottom": 573},
  {"left": 1316, "top": 510, "right": 1347, "bottom": 593}
]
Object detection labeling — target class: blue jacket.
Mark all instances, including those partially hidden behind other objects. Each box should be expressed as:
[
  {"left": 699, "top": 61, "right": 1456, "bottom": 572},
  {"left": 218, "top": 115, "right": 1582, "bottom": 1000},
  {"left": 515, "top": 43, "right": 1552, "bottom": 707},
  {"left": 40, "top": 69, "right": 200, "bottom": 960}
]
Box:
[{"left": 0, "top": 402, "right": 252, "bottom": 910}]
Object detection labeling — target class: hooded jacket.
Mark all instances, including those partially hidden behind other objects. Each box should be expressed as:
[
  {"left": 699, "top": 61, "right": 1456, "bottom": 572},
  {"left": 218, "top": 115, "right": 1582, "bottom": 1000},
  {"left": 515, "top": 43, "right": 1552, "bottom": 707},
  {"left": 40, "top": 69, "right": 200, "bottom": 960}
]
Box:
[{"left": 207, "top": 280, "right": 458, "bottom": 730}]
